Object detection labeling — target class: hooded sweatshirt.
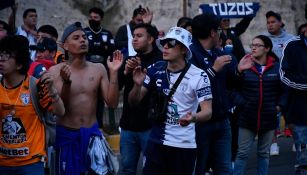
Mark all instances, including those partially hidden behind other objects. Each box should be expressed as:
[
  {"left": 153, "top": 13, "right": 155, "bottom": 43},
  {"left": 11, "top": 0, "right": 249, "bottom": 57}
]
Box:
[{"left": 264, "top": 29, "right": 294, "bottom": 59}]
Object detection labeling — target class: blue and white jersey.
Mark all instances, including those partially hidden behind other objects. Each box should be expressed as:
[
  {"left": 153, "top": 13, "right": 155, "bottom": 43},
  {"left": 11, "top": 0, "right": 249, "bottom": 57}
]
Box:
[{"left": 143, "top": 61, "right": 212, "bottom": 148}]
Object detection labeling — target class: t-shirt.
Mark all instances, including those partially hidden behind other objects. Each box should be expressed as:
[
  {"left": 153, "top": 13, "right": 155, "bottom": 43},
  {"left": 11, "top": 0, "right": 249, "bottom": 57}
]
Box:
[
  {"left": 0, "top": 76, "right": 50, "bottom": 166},
  {"left": 143, "top": 61, "right": 212, "bottom": 148},
  {"left": 84, "top": 27, "right": 115, "bottom": 64}
]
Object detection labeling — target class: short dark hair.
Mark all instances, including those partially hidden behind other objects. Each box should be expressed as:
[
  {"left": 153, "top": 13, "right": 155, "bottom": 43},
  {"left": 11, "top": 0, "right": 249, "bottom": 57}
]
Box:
[
  {"left": 192, "top": 13, "right": 220, "bottom": 39},
  {"left": 133, "top": 5, "right": 146, "bottom": 18},
  {"left": 266, "top": 11, "right": 282, "bottom": 21},
  {"left": 254, "top": 35, "right": 278, "bottom": 60},
  {"left": 177, "top": 17, "right": 192, "bottom": 29},
  {"left": 298, "top": 23, "right": 307, "bottom": 35},
  {"left": 0, "top": 35, "right": 30, "bottom": 74},
  {"left": 133, "top": 23, "right": 159, "bottom": 39},
  {"left": 37, "top": 25, "right": 58, "bottom": 39},
  {"left": 23, "top": 8, "right": 37, "bottom": 18},
  {"left": 89, "top": 7, "right": 104, "bottom": 18},
  {"left": 0, "top": 20, "right": 12, "bottom": 36}
]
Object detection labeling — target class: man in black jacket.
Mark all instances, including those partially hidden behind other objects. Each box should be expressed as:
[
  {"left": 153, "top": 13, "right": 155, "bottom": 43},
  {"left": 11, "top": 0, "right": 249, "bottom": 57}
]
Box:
[
  {"left": 117, "top": 23, "right": 161, "bottom": 175},
  {"left": 280, "top": 25, "right": 307, "bottom": 175},
  {"left": 190, "top": 13, "right": 237, "bottom": 175}
]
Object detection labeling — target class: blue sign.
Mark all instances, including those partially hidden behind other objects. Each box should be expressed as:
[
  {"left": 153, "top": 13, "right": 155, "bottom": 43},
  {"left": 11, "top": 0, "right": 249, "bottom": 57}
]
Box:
[{"left": 199, "top": 2, "right": 260, "bottom": 18}]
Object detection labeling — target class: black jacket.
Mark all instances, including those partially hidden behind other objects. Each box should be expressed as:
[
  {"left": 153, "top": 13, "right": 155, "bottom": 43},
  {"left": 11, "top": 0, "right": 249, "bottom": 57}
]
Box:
[
  {"left": 190, "top": 38, "right": 237, "bottom": 122},
  {"left": 280, "top": 35, "right": 307, "bottom": 125},
  {"left": 115, "top": 22, "right": 135, "bottom": 50},
  {"left": 118, "top": 48, "right": 162, "bottom": 131},
  {"left": 231, "top": 56, "right": 283, "bottom": 132}
]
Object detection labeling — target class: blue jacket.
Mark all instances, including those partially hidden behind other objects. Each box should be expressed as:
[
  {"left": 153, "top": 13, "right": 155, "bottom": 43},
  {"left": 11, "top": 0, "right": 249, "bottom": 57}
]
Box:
[{"left": 190, "top": 38, "right": 237, "bottom": 122}]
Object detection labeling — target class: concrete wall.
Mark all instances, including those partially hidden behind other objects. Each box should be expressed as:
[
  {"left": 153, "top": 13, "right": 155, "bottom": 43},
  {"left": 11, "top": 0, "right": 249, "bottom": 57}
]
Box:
[{"left": 0, "top": 0, "right": 305, "bottom": 51}]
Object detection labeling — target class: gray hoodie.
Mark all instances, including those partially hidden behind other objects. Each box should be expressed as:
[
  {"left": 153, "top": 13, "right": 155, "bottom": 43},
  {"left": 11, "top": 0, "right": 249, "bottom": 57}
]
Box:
[{"left": 264, "top": 29, "right": 294, "bottom": 60}]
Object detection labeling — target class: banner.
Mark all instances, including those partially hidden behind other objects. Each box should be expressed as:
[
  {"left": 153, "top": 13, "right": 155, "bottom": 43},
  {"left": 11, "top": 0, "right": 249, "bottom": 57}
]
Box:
[
  {"left": 0, "top": 0, "right": 15, "bottom": 10},
  {"left": 199, "top": 2, "right": 260, "bottom": 18}
]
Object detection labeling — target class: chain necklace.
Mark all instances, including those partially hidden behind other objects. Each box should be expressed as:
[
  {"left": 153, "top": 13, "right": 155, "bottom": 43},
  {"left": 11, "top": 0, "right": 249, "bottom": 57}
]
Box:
[
  {"left": 89, "top": 26, "right": 102, "bottom": 35},
  {"left": 3, "top": 77, "right": 25, "bottom": 115}
]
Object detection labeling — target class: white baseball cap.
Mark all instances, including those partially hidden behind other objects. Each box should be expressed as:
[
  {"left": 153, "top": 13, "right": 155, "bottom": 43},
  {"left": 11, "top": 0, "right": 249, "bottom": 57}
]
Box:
[{"left": 156, "top": 27, "right": 193, "bottom": 60}]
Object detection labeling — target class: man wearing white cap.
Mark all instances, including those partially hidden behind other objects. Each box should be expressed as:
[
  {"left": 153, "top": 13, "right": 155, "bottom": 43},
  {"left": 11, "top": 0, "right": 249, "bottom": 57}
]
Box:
[{"left": 128, "top": 27, "right": 212, "bottom": 175}]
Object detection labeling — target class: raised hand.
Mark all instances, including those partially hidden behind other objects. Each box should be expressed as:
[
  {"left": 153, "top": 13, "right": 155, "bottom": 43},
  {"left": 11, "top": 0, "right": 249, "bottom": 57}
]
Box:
[
  {"left": 212, "top": 55, "right": 232, "bottom": 72},
  {"left": 132, "top": 66, "right": 147, "bottom": 86},
  {"left": 108, "top": 50, "right": 123, "bottom": 72},
  {"left": 124, "top": 56, "right": 141, "bottom": 75},
  {"left": 142, "top": 7, "right": 153, "bottom": 24},
  {"left": 237, "top": 54, "right": 254, "bottom": 73},
  {"left": 60, "top": 64, "right": 71, "bottom": 84}
]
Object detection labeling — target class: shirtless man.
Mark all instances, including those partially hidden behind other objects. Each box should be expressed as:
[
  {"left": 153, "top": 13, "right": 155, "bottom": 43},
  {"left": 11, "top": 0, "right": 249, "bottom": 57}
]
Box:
[{"left": 48, "top": 22, "right": 123, "bottom": 175}]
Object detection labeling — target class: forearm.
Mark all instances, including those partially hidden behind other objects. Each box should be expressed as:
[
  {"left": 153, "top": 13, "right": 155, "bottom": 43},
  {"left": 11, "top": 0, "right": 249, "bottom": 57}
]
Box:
[
  {"left": 106, "top": 71, "right": 120, "bottom": 108},
  {"left": 193, "top": 108, "right": 212, "bottom": 123},
  {"left": 8, "top": 6, "right": 17, "bottom": 34},
  {"left": 60, "top": 82, "right": 71, "bottom": 107},
  {"left": 49, "top": 88, "right": 65, "bottom": 117},
  {"left": 128, "top": 84, "right": 143, "bottom": 106}
]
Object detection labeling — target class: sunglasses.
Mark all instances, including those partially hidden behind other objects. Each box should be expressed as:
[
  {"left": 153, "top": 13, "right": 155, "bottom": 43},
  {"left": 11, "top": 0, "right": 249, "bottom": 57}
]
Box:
[{"left": 160, "top": 39, "right": 179, "bottom": 48}]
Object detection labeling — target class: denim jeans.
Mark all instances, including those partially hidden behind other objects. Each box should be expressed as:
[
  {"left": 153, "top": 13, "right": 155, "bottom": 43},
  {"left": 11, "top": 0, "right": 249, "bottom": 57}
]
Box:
[
  {"left": 0, "top": 161, "right": 44, "bottom": 175},
  {"left": 293, "top": 126, "right": 307, "bottom": 175},
  {"left": 195, "top": 118, "right": 232, "bottom": 175},
  {"left": 234, "top": 127, "right": 274, "bottom": 175},
  {"left": 119, "top": 129, "right": 150, "bottom": 175}
]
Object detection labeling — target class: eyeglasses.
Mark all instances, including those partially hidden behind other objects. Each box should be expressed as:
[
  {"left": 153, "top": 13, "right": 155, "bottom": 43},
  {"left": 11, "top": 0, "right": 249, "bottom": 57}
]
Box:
[
  {"left": 160, "top": 39, "right": 179, "bottom": 48},
  {"left": 249, "top": 44, "right": 265, "bottom": 49},
  {"left": 0, "top": 53, "right": 11, "bottom": 61}
]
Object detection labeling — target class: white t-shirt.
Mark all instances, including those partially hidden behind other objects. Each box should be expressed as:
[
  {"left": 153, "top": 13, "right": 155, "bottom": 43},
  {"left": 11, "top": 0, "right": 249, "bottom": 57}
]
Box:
[{"left": 144, "top": 61, "right": 212, "bottom": 148}]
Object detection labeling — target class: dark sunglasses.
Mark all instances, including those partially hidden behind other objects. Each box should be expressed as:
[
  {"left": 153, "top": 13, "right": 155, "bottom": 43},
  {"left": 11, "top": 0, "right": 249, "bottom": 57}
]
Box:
[{"left": 160, "top": 39, "right": 179, "bottom": 48}]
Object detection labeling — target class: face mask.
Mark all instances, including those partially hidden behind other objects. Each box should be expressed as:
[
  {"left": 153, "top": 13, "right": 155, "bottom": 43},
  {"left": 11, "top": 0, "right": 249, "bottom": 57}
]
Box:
[
  {"left": 224, "top": 44, "right": 233, "bottom": 54},
  {"left": 89, "top": 20, "right": 100, "bottom": 29}
]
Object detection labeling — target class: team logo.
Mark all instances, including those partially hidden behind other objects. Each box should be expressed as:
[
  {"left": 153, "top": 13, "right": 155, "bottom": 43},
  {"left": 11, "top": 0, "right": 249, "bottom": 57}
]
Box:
[
  {"left": 102, "top": 35, "right": 108, "bottom": 42},
  {"left": 278, "top": 43, "right": 284, "bottom": 48},
  {"left": 20, "top": 93, "right": 30, "bottom": 105}
]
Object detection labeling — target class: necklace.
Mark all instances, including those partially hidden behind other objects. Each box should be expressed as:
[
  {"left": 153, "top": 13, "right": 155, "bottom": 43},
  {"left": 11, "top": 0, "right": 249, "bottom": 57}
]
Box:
[
  {"left": 3, "top": 77, "right": 25, "bottom": 115},
  {"left": 89, "top": 26, "right": 102, "bottom": 34}
]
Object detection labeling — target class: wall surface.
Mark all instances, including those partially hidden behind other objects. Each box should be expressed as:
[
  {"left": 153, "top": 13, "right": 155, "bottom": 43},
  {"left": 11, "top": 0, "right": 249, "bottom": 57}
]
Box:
[{"left": 0, "top": 0, "right": 306, "bottom": 51}]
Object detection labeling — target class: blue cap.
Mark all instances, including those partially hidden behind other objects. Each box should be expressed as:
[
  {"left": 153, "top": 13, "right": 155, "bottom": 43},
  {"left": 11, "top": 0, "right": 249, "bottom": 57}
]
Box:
[
  {"left": 30, "top": 37, "right": 57, "bottom": 51},
  {"left": 61, "top": 22, "right": 84, "bottom": 43}
]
